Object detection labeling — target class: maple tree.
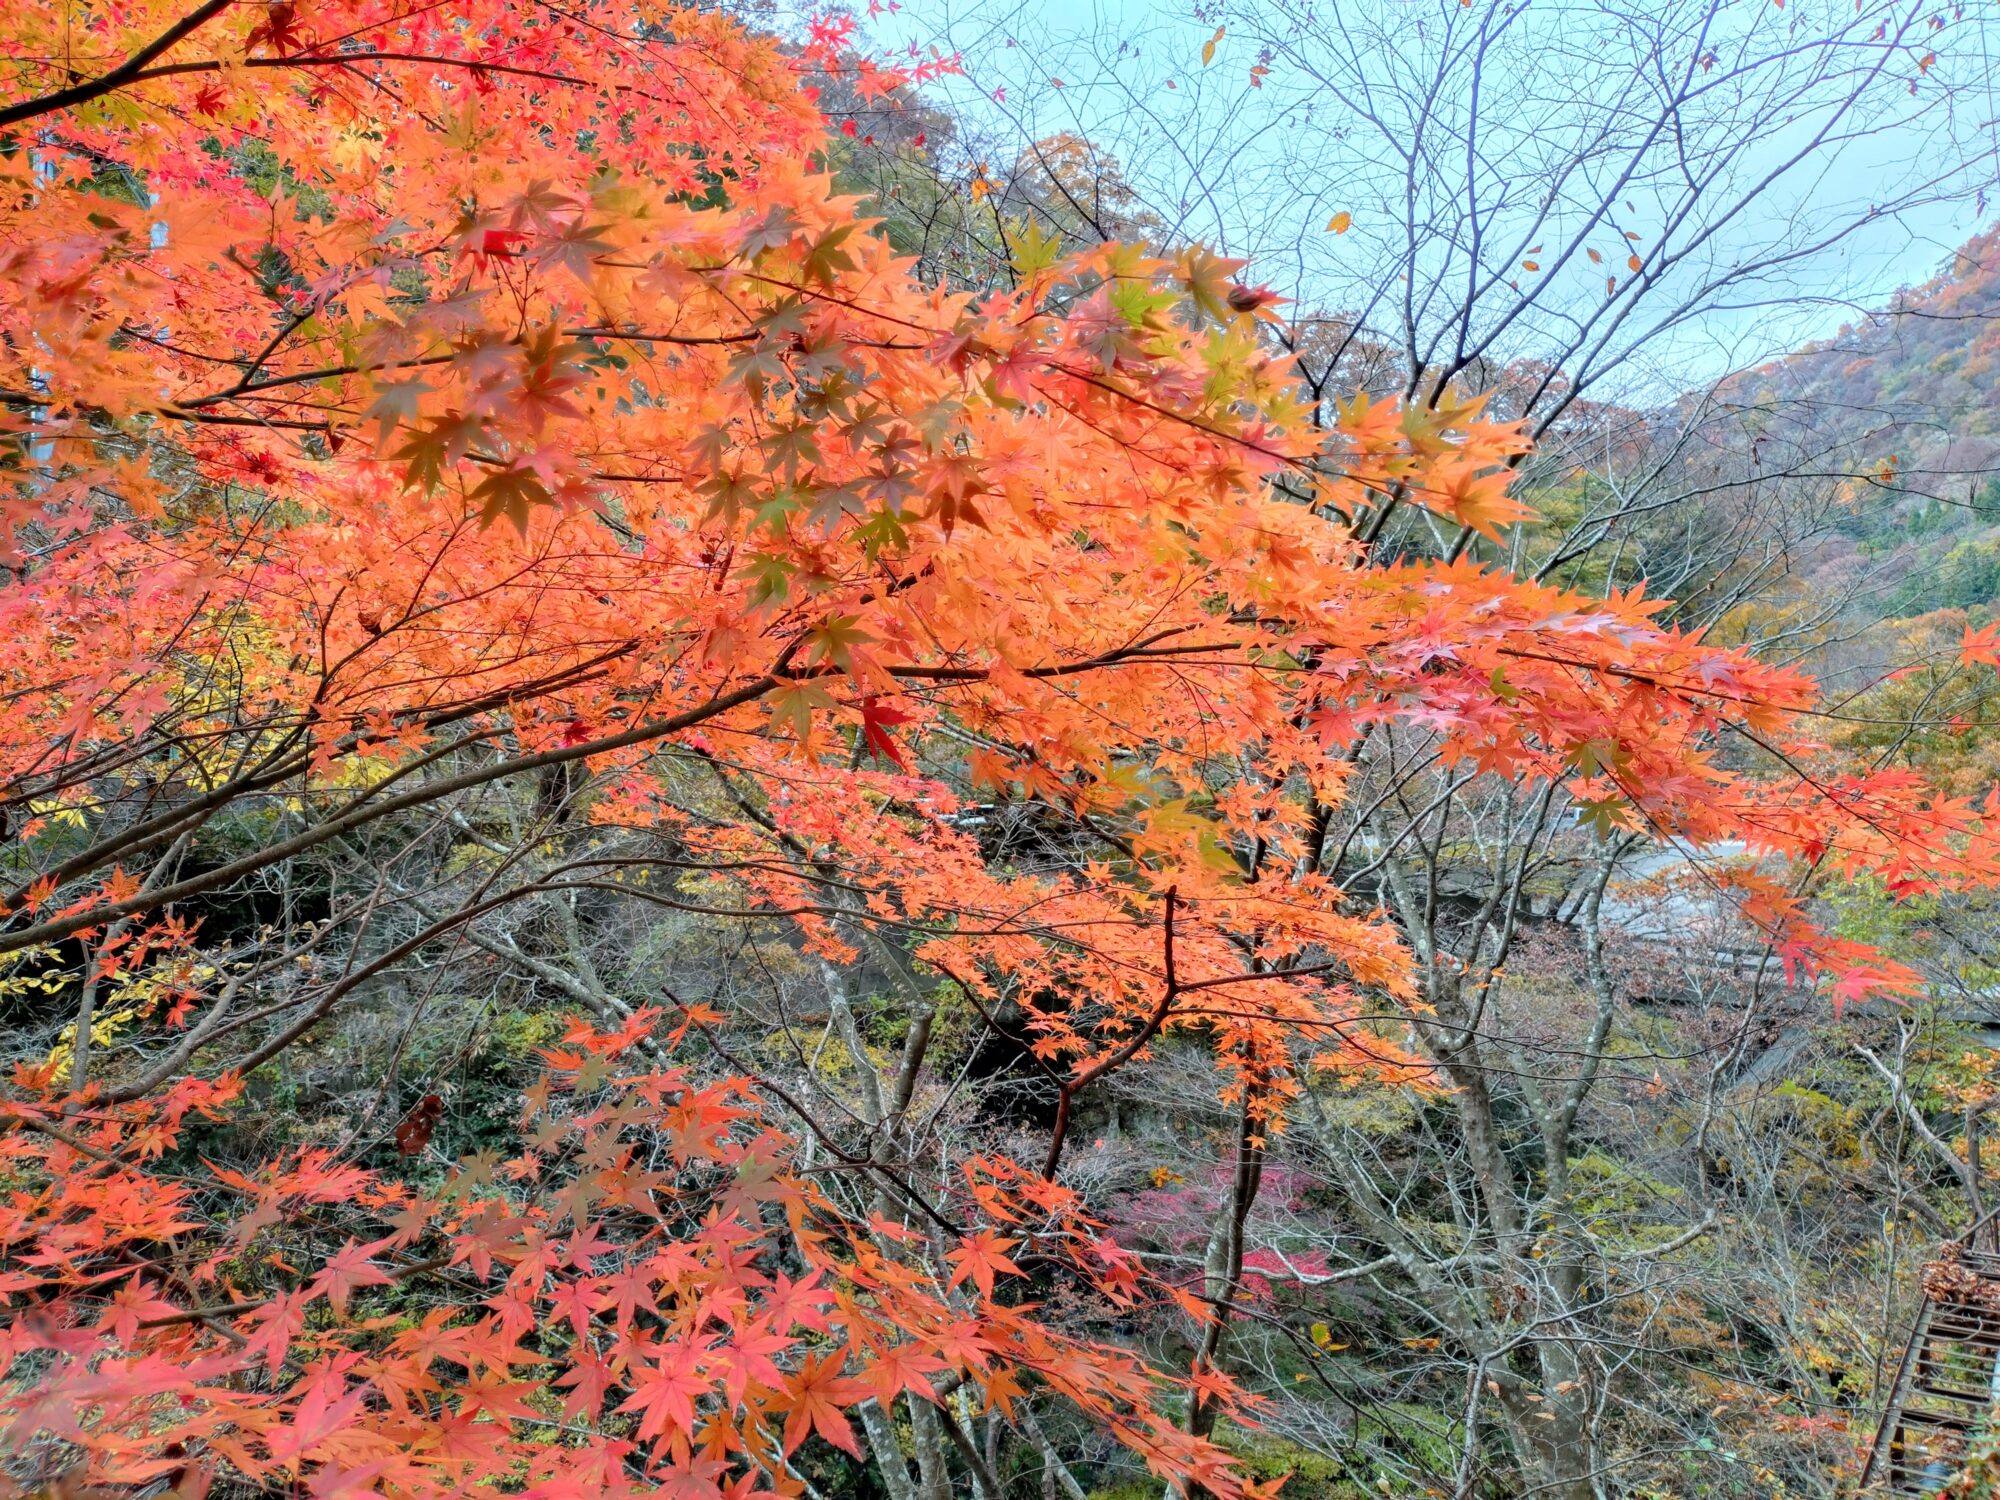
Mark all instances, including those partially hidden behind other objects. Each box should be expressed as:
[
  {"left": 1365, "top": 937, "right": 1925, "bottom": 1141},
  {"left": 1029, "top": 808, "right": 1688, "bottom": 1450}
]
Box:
[{"left": 2, "top": 0, "right": 1999, "bottom": 1495}]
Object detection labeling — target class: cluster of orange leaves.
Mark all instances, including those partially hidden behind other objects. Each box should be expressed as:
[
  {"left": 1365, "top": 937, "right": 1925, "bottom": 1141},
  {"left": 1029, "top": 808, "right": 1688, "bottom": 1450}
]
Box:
[
  {"left": 1, "top": 1014, "right": 1264, "bottom": 1498},
  {"left": 2, "top": 0, "right": 1999, "bottom": 1489}
]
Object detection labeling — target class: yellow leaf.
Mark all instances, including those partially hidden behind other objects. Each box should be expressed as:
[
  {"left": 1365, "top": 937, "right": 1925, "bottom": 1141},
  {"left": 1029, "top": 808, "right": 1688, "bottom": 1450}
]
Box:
[
  {"left": 1326, "top": 211, "right": 1352, "bottom": 234},
  {"left": 1006, "top": 216, "right": 1061, "bottom": 278},
  {"left": 1521, "top": 260, "right": 1539, "bottom": 271},
  {"left": 1202, "top": 26, "right": 1224, "bottom": 65},
  {"left": 1626, "top": 254, "right": 1642, "bottom": 272},
  {"left": 330, "top": 128, "right": 384, "bottom": 173}
]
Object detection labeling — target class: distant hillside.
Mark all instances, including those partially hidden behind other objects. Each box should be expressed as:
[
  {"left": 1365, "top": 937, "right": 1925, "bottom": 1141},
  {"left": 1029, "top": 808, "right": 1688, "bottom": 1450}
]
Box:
[
  {"left": 1763, "top": 222, "right": 2000, "bottom": 458},
  {"left": 1728, "top": 223, "right": 2000, "bottom": 621}
]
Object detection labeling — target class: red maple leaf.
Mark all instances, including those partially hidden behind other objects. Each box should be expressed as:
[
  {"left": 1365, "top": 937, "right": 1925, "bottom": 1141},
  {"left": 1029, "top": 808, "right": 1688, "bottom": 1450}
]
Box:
[
  {"left": 947, "top": 1229, "right": 1021, "bottom": 1298},
  {"left": 618, "top": 1339, "right": 712, "bottom": 1441},
  {"left": 859, "top": 1341, "right": 947, "bottom": 1407},
  {"left": 782, "top": 1352, "right": 864, "bottom": 1457},
  {"left": 858, "top": 696, "right": 915, "bottom": 770},
  {"left": 307, "top": 1237, "right": 394, "bottom": 1315},
  {"left": 95, "top": 1276, "right": 178, "bottom": 1343},
  {"left": 1963, "top": 620, "right": 2000, "bottom": 668}
]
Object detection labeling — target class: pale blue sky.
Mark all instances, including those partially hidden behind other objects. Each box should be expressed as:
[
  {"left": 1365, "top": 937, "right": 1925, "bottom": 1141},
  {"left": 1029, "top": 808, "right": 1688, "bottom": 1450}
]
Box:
[{"left": 836, "top": 0, "right": 2000, "bottom": 396}]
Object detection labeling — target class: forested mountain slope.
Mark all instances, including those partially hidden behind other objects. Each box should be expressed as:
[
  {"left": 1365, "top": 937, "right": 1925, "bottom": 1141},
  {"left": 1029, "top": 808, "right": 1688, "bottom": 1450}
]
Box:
[
  {"left": 1771, "top": 223, "right": 2000, "bottom": 452},
  {"left": 1730, "top": 222, "right": 2000, "bottom": 621}
]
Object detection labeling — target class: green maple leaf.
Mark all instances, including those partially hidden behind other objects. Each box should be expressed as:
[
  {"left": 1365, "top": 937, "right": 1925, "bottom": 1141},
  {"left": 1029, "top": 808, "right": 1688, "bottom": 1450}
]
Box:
[
  {"left": 801, "top": 223, "right": 858, "bottom": 288},
  {"left": 472, "top": 464, "right": 553, "bottom": 534},
  {"left": 795, "top": 329, "right": 853, "bottom": 383},
  {"left": 687, "top": 421, "right": 735, "bottom": 469},
  {"left": 763, "top": 422, "right": 821, "bottom": 483},
  {"left": 766, "top": 679, "right": 836, "bottom": 741},
  {"left": 1575, "top": 796, "right": 1628, "bottom": 840},
  {"left": 1195, "top": 825, "right": 1242, "bottom": 875},
  {"left": 1143, "top": 798, "right": 1207, "bottom": 838},
  {"left": 752, "top": 297, "right": 812, "bottom": 340},
  {"left": 1005, "top": 215, "right": 1062, "bottom": 278},
  {"left": 797, "top": 369, "right": 859, "bottom": 422},
  {"left": 1109, "top": 277, "right": 1177, "bottom": 330},
  {"left": 1569, "top": 738, "right": 1632, "bottom": 779},
  {"left": 753, "top": 485, "right": 806, "bottom": 530},
  {"left": 914, "top": 400, "right": 961, "bottom": 449},
  {"left": 392, "top": 424, "right": 448, "bottom": 490},
  {"left": 723, "top": 340, "right": 788, "bottom": 398},
  {"left": 805, "top": 479, "right": 867, "bottom": 532},
  {"left": 737, "top": 551, "right": 795, "bottom": 609},
  {"left": 853, "top": 506, "right": 909, "bottom": 559},
  {"left": 699, "top": 467, "right": 759, "bottom": 525},
  {"left": 804, "top": 614, "right": 873, "bottom": 672},
  {"left": 844, "top": 401, "right": 895, "bottom": 449}
]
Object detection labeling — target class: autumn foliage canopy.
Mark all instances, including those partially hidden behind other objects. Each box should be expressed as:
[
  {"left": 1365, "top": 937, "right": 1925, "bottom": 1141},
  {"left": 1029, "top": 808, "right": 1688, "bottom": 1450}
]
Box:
[{"left": 0, "top": 0, "right": 1996, "bottom": 1494}]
